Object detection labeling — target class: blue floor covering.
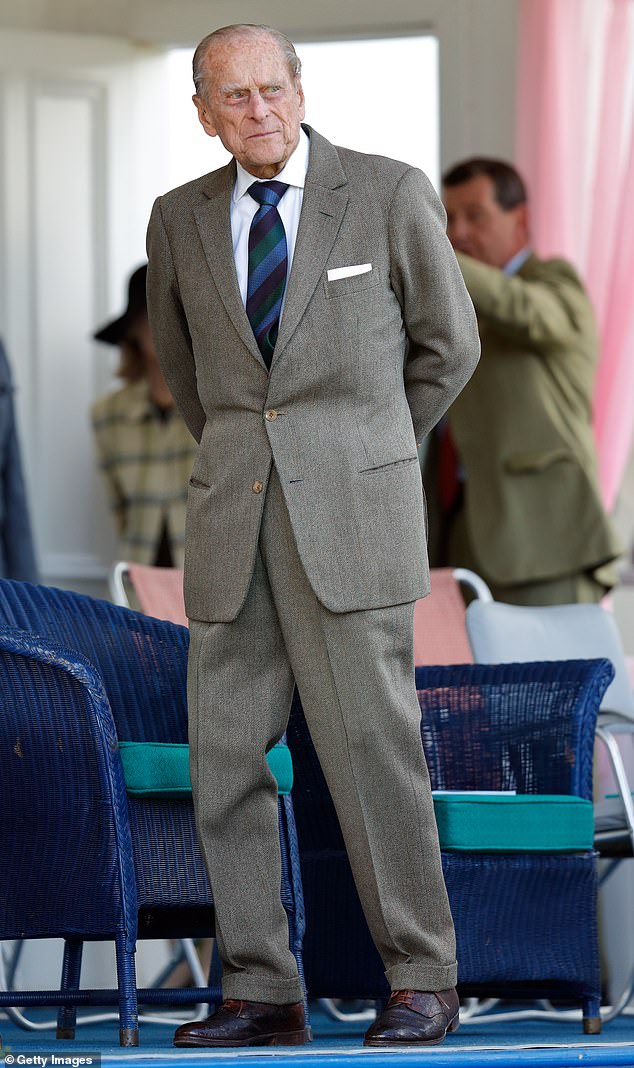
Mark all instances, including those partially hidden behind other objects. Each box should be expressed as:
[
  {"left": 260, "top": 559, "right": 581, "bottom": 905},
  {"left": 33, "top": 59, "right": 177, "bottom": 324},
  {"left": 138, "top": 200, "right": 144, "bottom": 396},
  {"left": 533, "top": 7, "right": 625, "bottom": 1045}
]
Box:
[{"left": 2, "top": 1003, "right": 634, "bottom": 1068}]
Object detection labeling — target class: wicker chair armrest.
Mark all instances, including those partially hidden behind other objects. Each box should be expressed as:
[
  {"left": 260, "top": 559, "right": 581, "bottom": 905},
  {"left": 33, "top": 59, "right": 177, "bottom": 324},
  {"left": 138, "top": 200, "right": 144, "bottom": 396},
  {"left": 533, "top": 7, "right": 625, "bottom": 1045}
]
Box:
[{"left": 0, "top": 623, "right": 138, "bottom": 944}]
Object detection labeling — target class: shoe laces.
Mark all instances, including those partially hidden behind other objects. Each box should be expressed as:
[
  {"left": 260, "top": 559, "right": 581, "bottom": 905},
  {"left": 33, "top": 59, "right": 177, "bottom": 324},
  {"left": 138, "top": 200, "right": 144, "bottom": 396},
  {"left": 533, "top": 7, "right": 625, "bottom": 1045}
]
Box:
[
  {"left": 222, "top": 999, "right": 243, "bottom": 1014},
  {"left": 387, "top": 990, "right": 414, "bottom": 1007}
]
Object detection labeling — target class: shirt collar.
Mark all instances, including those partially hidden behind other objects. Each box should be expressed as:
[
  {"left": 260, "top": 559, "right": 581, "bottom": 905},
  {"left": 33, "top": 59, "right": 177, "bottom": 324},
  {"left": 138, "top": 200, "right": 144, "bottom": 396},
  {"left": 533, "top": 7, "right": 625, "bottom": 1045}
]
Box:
[
  {"left": 503, "top": 247, "right": 532, "bottom": 276},
  {"left": 233, "top": 126, "right": 310, "bottom": 204}
]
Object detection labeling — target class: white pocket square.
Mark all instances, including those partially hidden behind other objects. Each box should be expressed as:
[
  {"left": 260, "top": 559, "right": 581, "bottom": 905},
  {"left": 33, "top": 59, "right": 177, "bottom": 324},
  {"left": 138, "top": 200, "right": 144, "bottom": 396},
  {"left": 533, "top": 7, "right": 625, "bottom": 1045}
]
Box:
[{"left": 327, "top": 263, "right": 372, "bottom": 281}]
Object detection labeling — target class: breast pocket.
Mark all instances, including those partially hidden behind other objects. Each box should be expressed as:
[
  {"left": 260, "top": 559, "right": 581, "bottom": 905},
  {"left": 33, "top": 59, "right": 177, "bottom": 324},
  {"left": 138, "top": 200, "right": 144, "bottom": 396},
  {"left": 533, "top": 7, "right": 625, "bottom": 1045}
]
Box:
[{"left": 323, "top": 265, "right": 383, "bottom": 299}]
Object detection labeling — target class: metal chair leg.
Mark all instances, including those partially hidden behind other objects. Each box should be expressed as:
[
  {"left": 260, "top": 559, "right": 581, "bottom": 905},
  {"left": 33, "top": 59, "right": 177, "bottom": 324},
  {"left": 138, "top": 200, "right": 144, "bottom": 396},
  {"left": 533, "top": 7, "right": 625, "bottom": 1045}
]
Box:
[{"left": 595, "top": 725, "right": 634, "bottom": 852}]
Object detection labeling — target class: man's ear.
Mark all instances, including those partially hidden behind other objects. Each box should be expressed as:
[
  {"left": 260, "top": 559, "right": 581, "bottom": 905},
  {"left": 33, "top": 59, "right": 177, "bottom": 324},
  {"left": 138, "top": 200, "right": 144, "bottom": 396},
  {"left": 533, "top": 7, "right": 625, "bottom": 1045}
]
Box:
[
  {"left": 515, "top": 202, "right": 530, "bottom": 245},
  {"left": 193, "top": 94, "right": 218, "bottom": 138}
]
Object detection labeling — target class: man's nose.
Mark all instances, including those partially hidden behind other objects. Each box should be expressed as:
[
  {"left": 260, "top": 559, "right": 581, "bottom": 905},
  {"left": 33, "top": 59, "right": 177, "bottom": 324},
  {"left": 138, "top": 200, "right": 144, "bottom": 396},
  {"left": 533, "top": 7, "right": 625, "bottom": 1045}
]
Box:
[{"left": 247, "top": 92, "right": 268, "bottom": 120}]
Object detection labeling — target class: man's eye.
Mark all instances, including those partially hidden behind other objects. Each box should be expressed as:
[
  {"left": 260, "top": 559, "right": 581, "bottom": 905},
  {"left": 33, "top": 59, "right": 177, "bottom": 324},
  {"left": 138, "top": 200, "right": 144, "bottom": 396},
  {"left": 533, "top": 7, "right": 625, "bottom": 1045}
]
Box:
[
  {"left": 263, "top": 85, "right": 281, "bottom": 95},
  {"left": 227, "top": 90, "right": 246, "bottom": 100}
]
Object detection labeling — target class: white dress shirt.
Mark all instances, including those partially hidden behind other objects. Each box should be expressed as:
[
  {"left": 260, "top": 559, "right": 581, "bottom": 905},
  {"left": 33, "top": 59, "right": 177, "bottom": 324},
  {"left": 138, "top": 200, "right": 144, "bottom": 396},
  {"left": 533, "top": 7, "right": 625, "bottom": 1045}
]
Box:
[{"left": 230, "top": 127, "right": 310, "bottom": 315}]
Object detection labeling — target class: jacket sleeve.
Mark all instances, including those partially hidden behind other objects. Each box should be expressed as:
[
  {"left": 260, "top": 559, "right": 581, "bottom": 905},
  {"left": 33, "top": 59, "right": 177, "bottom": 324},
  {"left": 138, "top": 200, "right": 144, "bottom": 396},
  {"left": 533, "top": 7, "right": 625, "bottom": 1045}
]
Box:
[
  {"left": 456, "top": 252, "right": 593, "bottom": 351},
  {"left": 388, "top": 168, "right": 480, "bottom": 443},
  {"left": 146, "top": 198, "right": 206, "bottom": 444}
]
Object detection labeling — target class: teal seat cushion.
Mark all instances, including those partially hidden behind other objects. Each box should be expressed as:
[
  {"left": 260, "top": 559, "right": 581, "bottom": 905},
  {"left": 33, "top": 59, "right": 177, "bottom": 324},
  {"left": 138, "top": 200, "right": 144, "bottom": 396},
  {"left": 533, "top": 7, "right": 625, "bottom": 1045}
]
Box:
[
  {"left": 119, "top": 741, "right": 293, "bottom": 798},
  {"left": 432, "top": 793, "right": 594, "bottom": 852}
]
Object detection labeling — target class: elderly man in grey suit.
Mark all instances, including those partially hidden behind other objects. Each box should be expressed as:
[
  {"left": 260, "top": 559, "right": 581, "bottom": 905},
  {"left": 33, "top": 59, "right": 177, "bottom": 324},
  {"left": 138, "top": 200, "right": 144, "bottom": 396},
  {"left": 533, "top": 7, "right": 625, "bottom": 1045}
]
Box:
[{"left": 147, "top": 23, "right": 479, "bottom": 1050}]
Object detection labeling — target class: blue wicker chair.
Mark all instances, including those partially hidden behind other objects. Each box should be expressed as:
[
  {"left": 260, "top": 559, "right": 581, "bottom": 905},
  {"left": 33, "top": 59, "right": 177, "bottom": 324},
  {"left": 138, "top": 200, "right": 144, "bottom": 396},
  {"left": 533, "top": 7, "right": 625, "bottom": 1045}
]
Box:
[
  {"left": 286, "top": 658, "right": 613, "bottom": 1033},
  {"left": 0, "top": 579, "right": 306, "bottom": 1047}
]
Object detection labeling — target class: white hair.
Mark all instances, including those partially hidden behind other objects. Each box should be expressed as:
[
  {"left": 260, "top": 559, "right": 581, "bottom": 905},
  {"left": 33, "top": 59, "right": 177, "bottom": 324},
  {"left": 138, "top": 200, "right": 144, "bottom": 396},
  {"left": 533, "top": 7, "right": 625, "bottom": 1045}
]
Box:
[{"left": 192, "top": 24, "right": 301, "bottom": 100}]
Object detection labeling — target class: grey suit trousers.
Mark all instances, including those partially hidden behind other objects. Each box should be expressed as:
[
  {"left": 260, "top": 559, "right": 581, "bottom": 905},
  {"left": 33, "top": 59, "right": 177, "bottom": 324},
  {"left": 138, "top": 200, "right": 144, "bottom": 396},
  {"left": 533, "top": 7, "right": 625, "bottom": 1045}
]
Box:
[{"left": 187, "top": 467, "right": 457, "bottom": 1003}]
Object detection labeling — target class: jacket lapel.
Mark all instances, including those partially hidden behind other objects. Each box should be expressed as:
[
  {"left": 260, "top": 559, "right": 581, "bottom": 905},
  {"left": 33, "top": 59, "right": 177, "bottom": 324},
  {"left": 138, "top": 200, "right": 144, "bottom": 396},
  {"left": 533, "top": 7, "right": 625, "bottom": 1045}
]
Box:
[
  {"left": 193, "top": 160, "right": 266, "bottom": 368},
  {"left": 272, "top": 127, "right": 349, "bottom": 366}
]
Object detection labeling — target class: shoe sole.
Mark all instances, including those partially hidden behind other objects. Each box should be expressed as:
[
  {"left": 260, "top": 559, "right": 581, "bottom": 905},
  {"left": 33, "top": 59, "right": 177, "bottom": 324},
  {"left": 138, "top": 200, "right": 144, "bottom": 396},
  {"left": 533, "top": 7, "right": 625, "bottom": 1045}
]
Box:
[
  {"left": 363, "top": 1015, "right": 459, "bottom": 1047},
  {"left": 174, "top": 1029, "right": 310, "bottom": 1048}
]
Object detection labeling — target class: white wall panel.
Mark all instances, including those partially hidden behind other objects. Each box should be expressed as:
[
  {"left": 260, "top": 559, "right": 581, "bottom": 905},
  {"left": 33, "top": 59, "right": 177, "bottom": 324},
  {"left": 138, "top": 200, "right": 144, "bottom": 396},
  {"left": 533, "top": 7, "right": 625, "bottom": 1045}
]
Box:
[
  {"left": 0, "top": 30, "right": 171, "bottom": 582},
  {"left": 31, "top": 84, "right": 108, "bottom": 576}
]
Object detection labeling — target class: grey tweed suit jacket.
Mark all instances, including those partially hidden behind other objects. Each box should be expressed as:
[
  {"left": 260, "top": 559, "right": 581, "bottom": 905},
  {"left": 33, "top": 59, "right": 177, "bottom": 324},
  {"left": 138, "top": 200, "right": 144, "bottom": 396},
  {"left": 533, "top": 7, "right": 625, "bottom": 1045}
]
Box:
[{"left": 146, "top": 126, "right": 479, "bottom": 623}]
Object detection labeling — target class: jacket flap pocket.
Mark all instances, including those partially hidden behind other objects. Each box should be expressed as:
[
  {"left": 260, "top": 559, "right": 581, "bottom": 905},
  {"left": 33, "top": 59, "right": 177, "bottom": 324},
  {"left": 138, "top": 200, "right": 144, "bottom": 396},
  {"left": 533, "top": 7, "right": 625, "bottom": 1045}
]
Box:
[
  {"left": 323, "top": 265, "right": 382, "bottom": 298},
  {"left": 504, "top": 448, "right": 575, "bottom": 474}
]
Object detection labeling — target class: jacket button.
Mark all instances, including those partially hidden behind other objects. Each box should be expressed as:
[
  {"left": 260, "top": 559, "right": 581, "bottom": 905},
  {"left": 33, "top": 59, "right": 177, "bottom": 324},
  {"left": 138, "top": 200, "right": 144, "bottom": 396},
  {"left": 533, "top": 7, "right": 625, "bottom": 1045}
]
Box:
[
  {"left": 252, "top": 480, "right": 264, "bottom": 494},
  {"left": 264, "top": 409, "right": 279, "bottom": 421}
]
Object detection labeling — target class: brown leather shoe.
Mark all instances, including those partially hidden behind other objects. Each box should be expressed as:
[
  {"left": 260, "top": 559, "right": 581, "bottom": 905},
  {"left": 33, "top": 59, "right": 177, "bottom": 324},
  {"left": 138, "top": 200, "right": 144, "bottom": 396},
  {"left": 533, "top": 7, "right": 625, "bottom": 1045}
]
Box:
[
  {"left": 173, "top": 998, "right": 309, "bottom": 1047},
  {"left": 364, "top": 988, "right": 459, "bottom": 1046}
]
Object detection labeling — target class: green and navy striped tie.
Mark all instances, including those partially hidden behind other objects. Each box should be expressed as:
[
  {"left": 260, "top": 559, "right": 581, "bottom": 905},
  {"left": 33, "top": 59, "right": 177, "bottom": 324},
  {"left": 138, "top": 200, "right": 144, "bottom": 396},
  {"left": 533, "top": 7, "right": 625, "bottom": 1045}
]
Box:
[{"left": 246, "top": 180, "right": 289, "bottom": 368}]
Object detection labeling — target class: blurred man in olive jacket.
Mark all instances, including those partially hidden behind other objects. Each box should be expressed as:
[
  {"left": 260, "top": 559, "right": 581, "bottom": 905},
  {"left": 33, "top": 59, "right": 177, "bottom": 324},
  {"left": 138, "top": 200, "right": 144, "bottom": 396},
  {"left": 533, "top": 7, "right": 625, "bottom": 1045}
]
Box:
[{"left": 425, "top": 157, "right": 621, "bottom": 604}]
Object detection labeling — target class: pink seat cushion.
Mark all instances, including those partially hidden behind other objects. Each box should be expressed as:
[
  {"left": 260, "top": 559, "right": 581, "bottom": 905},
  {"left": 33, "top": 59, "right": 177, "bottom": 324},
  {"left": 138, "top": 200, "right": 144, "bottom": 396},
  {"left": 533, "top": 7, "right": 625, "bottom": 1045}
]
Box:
[
  {"left": 127, "top": 564, "right": 188, "bottom": 628},
  {"left": 413, "top": 568, "right": 473, "bottom": 666}
]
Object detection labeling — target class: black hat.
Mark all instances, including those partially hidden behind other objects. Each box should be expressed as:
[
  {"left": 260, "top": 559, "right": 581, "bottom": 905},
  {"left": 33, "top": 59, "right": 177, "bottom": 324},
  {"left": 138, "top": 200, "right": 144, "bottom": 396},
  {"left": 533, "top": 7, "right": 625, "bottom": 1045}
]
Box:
[{"left": 93, "top": 264, "right": 148, "bottom": 345}]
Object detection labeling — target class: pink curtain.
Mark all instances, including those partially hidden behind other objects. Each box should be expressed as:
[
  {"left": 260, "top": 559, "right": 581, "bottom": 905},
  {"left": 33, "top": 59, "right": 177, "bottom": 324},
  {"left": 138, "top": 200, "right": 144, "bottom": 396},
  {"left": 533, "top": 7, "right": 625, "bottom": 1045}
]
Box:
[{"left": 516, "top": 0, "right": 634, "bottom": 509}]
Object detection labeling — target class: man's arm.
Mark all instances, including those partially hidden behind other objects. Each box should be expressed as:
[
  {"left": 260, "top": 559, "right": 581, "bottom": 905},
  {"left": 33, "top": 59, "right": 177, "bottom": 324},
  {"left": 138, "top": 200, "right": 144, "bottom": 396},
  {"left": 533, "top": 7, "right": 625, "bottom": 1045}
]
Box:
[
  {"left": 146, "top": 198, "right": 206, "bottom": 444},
  {"left": 456, "top": 252, "right": 593, "bottom": 351},
  {"left": 389, "top": 168, "right": 480, "bottom": 443}
]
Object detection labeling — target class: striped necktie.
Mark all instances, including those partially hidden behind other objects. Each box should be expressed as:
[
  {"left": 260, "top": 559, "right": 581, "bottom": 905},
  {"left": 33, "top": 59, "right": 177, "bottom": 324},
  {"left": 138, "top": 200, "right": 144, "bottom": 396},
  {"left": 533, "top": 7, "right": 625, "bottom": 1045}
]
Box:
[{"left": 246, "top": 180, "right": 289, "bottom": 368}]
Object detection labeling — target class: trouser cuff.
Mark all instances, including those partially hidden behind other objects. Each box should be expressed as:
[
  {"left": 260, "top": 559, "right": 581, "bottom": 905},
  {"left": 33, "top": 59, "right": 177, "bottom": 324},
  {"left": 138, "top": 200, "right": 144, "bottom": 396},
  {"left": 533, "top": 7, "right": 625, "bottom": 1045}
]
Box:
[
  {"left": 222, "top": 972, "right": 304, "bottom": 1004},
  {"left": 385, "top": 960, "right": 458, "bottom": 991}
]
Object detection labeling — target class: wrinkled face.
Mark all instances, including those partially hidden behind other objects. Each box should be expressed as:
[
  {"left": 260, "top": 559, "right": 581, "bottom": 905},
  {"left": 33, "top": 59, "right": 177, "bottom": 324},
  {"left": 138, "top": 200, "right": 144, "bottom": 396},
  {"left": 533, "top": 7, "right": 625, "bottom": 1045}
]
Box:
[
  {"left": 193, "top": 32, "right": 305, "bottom": 179},
  {"left": 442, "top": 174, "right": 528, "bottom": 268}
]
